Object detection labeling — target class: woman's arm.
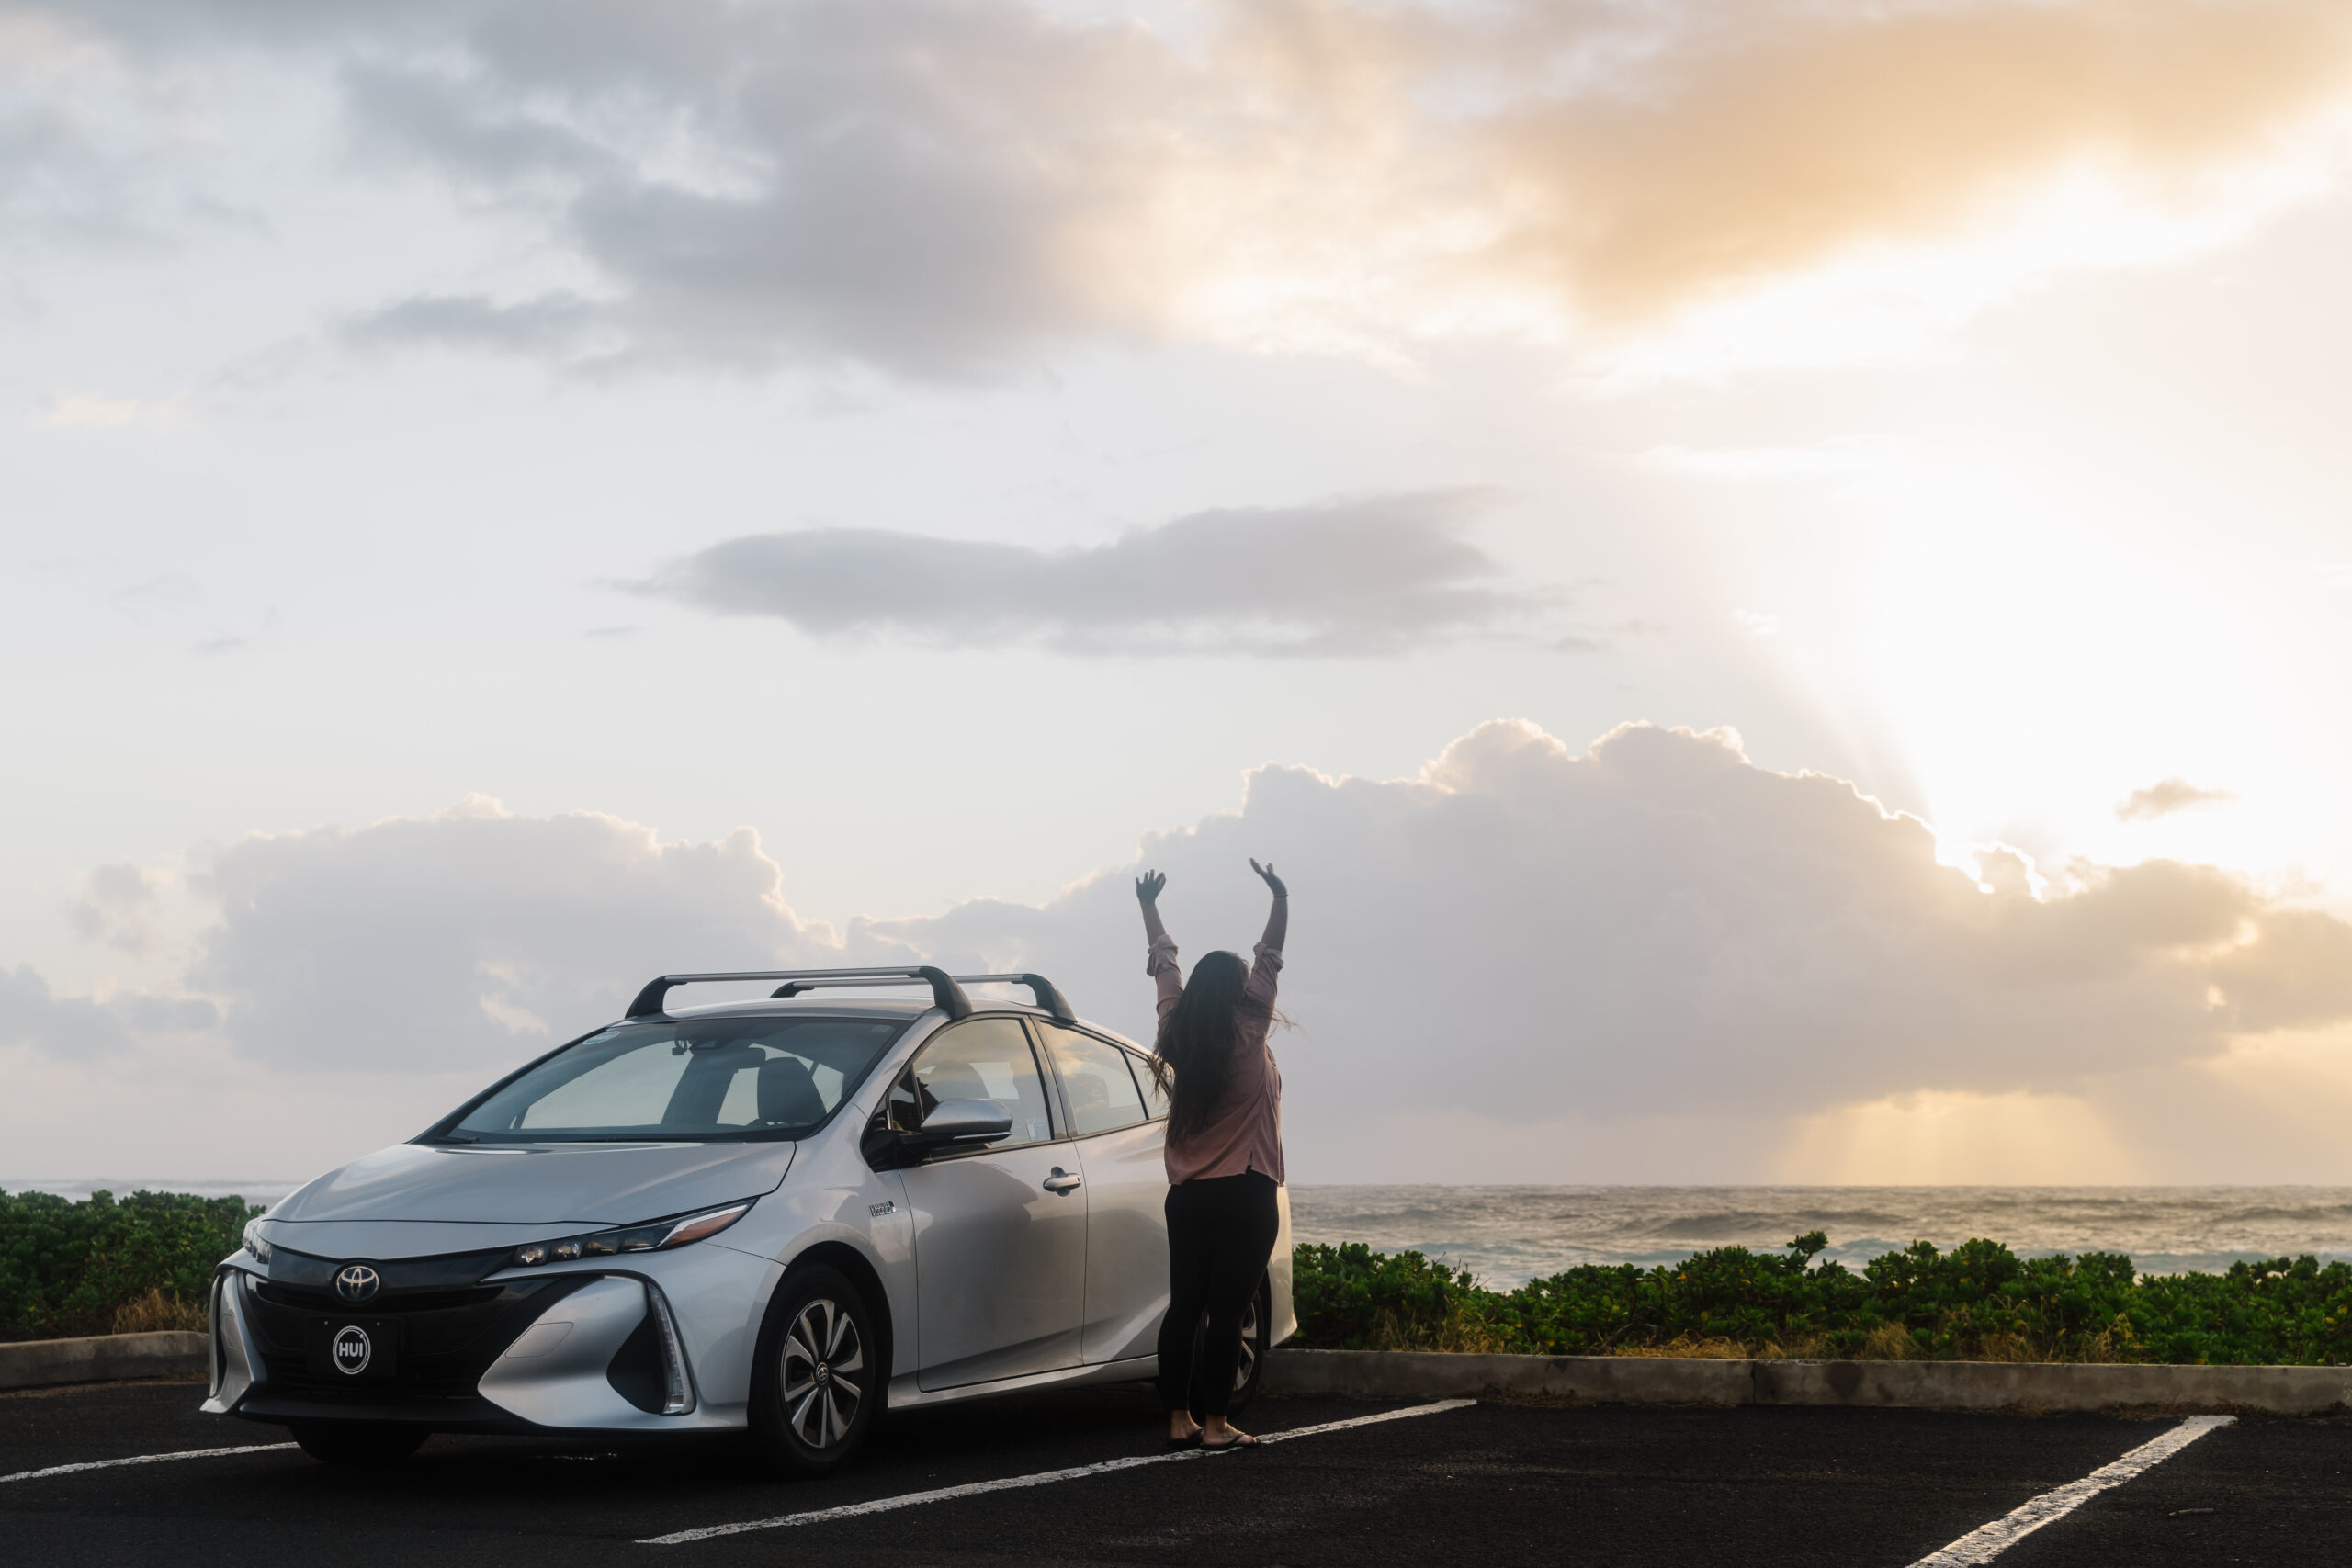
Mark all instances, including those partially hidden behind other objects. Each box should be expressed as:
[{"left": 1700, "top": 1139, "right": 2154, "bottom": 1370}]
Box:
[
  {"left": 1250, "top": 859, "right": 1288, "bottom": 953},
  {"left": 1246, "top": 859, "right": 1287, "bottom": 1005},
  {"left": 1137, "top": 869, "right": 1183, "bottom": 1020},
  {"left": 1136, "top": 869, "right": 1169, "bottom": 948}
]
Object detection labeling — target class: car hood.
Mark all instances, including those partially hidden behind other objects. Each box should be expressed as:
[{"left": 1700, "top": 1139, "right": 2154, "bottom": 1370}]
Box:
[{"left": 265, "top": 1140, "right": 797, "bottom": 1229}]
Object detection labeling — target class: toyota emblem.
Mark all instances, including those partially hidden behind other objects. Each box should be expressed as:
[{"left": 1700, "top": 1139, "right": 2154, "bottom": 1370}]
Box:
[
  {"left": 331, "top": 1324, "right": 372, "bottom": 1375},
  {"left": 334, "top": 1264, "right": 381, "bottom": 1303}
]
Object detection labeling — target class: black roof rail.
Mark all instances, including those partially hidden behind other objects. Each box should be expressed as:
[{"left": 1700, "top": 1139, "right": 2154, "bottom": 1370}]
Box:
[
  {"left": 626, "top": 966, "right": 970, "bottom": 1021},
  {"left": 955, "top": 973, "right": 1075, "bottom": 1023}
]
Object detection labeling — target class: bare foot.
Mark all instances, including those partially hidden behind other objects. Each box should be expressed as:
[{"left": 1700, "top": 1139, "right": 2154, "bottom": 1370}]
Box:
[{"left": 1167, "top": 1413, "right": 1202, "bottom": 1444}]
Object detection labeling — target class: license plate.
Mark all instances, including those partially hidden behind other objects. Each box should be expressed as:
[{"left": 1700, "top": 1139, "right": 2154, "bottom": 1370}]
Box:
[{"left": 305, "top": 1318, "right": 401, "bottom": 1380}]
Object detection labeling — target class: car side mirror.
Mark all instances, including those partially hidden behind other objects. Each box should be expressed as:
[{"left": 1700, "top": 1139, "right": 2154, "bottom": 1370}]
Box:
[{"left": 905, "top": 1098, "right": 1014, "bottom": 1152}]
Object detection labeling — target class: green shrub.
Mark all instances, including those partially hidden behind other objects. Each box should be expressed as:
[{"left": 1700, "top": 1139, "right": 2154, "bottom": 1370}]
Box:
[
  {"left": 1290, "top": 1232, "right": 2352, "bottom": 1366},
  {"left": 12, "top": 1188, "right": 2350, "bottom": 1365},
  {"left": 1289, "top": 1241, "right": 1504, "bottom": 1351},
  {"left": 0, "top": 1189, "right": 264, "bottom": 1341}
]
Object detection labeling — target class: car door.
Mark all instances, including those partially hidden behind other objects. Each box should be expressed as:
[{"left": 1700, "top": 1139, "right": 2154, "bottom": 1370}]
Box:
[
  {"left": 1035, "top": 1021, "right": 1170, "bottom": 1365},
  {"left": 889, "top": 1015, "right": 1089, "bottom": 1390}
]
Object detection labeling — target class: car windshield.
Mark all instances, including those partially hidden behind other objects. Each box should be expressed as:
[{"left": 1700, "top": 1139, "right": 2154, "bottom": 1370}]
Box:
[{"left": 445, "top": 1015, "right": 909, "bottom": 1143}]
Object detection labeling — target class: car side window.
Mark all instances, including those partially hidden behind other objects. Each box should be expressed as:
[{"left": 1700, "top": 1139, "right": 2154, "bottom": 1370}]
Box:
[
  {"left": 1037, "top": 1022, "right": 1150, "bottom": 1136},
  {"left": 1123, "top": 1045, "right": 1170, "bottom": 1121},
  {"left": 888, "top": 1016, "right": 1057, "bottom": 1149}
]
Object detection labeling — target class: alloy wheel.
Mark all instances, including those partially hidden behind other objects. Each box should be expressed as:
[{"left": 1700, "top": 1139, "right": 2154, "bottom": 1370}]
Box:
[
  {"left": 780, "top": 1296, "right": 865, "bottom": 1449},
  {"left": 1233, "top": 1292, "right": 1260, "bottom": 1393}
]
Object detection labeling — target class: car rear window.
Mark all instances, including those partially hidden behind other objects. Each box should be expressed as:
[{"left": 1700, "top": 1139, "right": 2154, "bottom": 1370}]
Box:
[{"left": 444, "top": 1015, "right": 908, "bottom": 1142}]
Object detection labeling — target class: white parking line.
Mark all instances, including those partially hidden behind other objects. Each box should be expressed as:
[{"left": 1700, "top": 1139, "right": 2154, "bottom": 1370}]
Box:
[
  {"left": 1904, "top": 1414, "right": 2234, "bottom": 1567},
  {"left": 638, "top": 1397, "right": 1479, "bottom": 1546},
  {"left": 0, "top": 1443, "right": 299, "bottom": 1486}
]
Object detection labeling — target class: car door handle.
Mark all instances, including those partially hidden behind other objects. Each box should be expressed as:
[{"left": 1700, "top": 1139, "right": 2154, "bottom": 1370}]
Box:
[{"left": 1043, "top": 1168, "right": 1082, "bottom": 1194}]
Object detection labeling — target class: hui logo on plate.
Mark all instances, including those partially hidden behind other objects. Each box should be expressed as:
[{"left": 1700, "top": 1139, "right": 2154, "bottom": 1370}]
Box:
[{"left": 331, "top": 1325, "right": 372, "bottom": 1375}]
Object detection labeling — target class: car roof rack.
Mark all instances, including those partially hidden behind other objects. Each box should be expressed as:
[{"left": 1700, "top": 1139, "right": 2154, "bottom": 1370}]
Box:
[
  {"left": 953, "top": 973, "right": 1075, "bottom": 1023},
  {"left": 771, "top": 971, "right": 1074, "bottom": 1024},
  {"left": 627, "top": 966, "right": 971, "bottom": 1021}
]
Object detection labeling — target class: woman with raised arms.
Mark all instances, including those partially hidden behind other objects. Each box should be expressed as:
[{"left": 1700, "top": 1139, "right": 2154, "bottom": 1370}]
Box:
[{"left": 1135, "top": 857, "right": 1289, "bottom": 1450}]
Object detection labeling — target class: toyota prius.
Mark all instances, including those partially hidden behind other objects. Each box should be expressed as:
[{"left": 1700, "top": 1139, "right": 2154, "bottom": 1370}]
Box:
[{"left": 203, "top": 966, "right": 1295, "bottom": 1472}]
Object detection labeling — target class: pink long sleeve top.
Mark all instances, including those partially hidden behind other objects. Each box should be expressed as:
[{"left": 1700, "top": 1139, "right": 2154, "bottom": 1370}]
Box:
[{"left": 1147, "top": 897, "right": 1286, "bottom": 1186}]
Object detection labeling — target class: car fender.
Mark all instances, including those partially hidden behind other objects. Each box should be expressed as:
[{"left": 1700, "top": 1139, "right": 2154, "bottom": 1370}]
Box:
[{"left": 713, "top": 1136, "right": 914, "bottom": 1401}]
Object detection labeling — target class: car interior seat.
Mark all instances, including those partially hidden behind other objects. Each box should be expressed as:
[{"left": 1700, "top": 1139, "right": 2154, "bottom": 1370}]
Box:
[{"left": 756, "top": 1055, "right": 827, "bottom": 1128}]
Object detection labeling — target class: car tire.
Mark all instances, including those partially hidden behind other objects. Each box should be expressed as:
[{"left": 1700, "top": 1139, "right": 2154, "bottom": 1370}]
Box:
[
  {"left": 287, "top": 1421, "right": 429, "bottom": 1466},
  {"left": 1190, "top": 1273, "right": 1272, "bottom": 1420},
  {"left": 749, "top": 1265, "right": 880, "bottom": 1477}
]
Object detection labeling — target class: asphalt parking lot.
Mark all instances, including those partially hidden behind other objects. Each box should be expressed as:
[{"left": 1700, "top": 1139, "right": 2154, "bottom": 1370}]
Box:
[{"left": 5, "top": 1378, "right": 2346, "bottom": 1566}]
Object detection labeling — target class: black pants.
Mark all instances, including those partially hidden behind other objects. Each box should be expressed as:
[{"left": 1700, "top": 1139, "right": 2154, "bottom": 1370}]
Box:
[{"left": 1158, "top": 1171, "right": 1280, "bottom": 1417}]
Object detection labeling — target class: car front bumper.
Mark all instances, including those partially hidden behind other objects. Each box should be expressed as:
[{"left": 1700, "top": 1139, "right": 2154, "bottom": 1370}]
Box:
[{"left": 204, "top": 1240, "right": 773, "bottom": 1435}]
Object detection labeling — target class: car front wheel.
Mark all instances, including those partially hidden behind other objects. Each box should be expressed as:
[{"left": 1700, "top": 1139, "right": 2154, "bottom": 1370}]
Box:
[{"left": 749, "top": 1265, "right": 879, "bottom": 1477}]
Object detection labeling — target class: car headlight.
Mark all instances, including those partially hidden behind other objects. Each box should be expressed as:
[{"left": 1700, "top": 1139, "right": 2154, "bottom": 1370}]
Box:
[
  {"left": 242, "top": 1217, "right": 272, "bottom": 1267},
  {"left": 509, "top": 1201, "right": 753, "bottom": 1269}
]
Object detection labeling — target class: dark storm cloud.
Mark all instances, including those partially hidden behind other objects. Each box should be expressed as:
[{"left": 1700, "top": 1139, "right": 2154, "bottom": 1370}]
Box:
[{"left": 635, "top": 492, "right": 1555, "bottom": 656}]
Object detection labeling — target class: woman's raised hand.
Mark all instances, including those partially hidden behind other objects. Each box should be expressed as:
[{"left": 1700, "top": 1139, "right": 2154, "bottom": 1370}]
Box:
[
  {"left": 1250, "top": 859, "right": 1287, "bottom": 898},
  {"left": 1136, "top": 869, "right": 1167, "bottom": 905}
]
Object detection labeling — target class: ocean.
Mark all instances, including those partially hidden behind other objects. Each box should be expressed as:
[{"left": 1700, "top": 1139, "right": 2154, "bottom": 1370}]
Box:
[
  {"left": 1286, "top": 1185, "right": 2352, "bottom": 1287},
  {"left": 16, "top": 1179, "right": 2352, "bottom": 1287}
]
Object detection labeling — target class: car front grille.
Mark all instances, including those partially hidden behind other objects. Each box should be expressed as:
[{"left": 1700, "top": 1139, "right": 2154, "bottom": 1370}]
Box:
[{"left": 243, "top": 1273, "right": 593, "bottom": 1405}]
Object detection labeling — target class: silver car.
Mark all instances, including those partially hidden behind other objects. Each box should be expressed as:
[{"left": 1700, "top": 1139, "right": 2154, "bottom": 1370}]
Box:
[{"left": 203, "top": 966, "right": 1295, "bottom": 1472}]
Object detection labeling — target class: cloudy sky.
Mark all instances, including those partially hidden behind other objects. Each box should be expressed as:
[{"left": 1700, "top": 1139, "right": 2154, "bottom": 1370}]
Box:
[{"left": 9, "top": 0, "right": 2352, "bottom": 1187}]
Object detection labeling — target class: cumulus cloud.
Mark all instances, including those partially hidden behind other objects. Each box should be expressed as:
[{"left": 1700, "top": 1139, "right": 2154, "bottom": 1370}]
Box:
[
  {"left": 16, "top": 0, "right": 2352, "bottom": 373},
  {"left": 0, "top": 964, "right": 212, "bottom": 1055},
  {"left": 861, "top": 721, "right": 2352, "bottom": 1125},
  {"left": 19, "top": 718, "right": 2352, "bottom": 1175},
  {"left": 100, "top": 718, "right": 2352, "bottom": 1108},
  {"left": 2118, "top": 777, "right": 2238, "bottom": 822},
  {"left": 637, "top": 492, "right": 1555, "bottom": 655},
  {"left": 0, "top": 964, "right": 134, "bottom": 1055},
  {"left": 64, "top": 862, "right": 159, "bottom": 954},
  {"left": 188, "top": 795, "right": 831, "bottom": 1072}
]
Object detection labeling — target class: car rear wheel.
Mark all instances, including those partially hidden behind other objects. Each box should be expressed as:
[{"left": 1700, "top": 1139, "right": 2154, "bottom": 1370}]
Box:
[
  {"left": 1189, "top": 1273, "right": 1272, "bottom": 1419},
  {"left": 750, "top": 1266, "right": 878, "bottom": 1477},
  {"left": 287, "top": 1421, "right": 429, "bottom": 1466}
]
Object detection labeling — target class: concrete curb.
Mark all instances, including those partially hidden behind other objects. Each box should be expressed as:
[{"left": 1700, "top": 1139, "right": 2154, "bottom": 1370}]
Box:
[
  {"left": 0, "top": 1332, "right": 208, "bottom": 1392},
  {"left": 1265, "top": 1348, "right": 2352, "bottom": 1416}
]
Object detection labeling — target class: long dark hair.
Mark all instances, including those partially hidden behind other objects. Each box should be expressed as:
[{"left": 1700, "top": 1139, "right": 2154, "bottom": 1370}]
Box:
[{"left": 1150, "top": 950, "right": 1261, "bottom": 1143}]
